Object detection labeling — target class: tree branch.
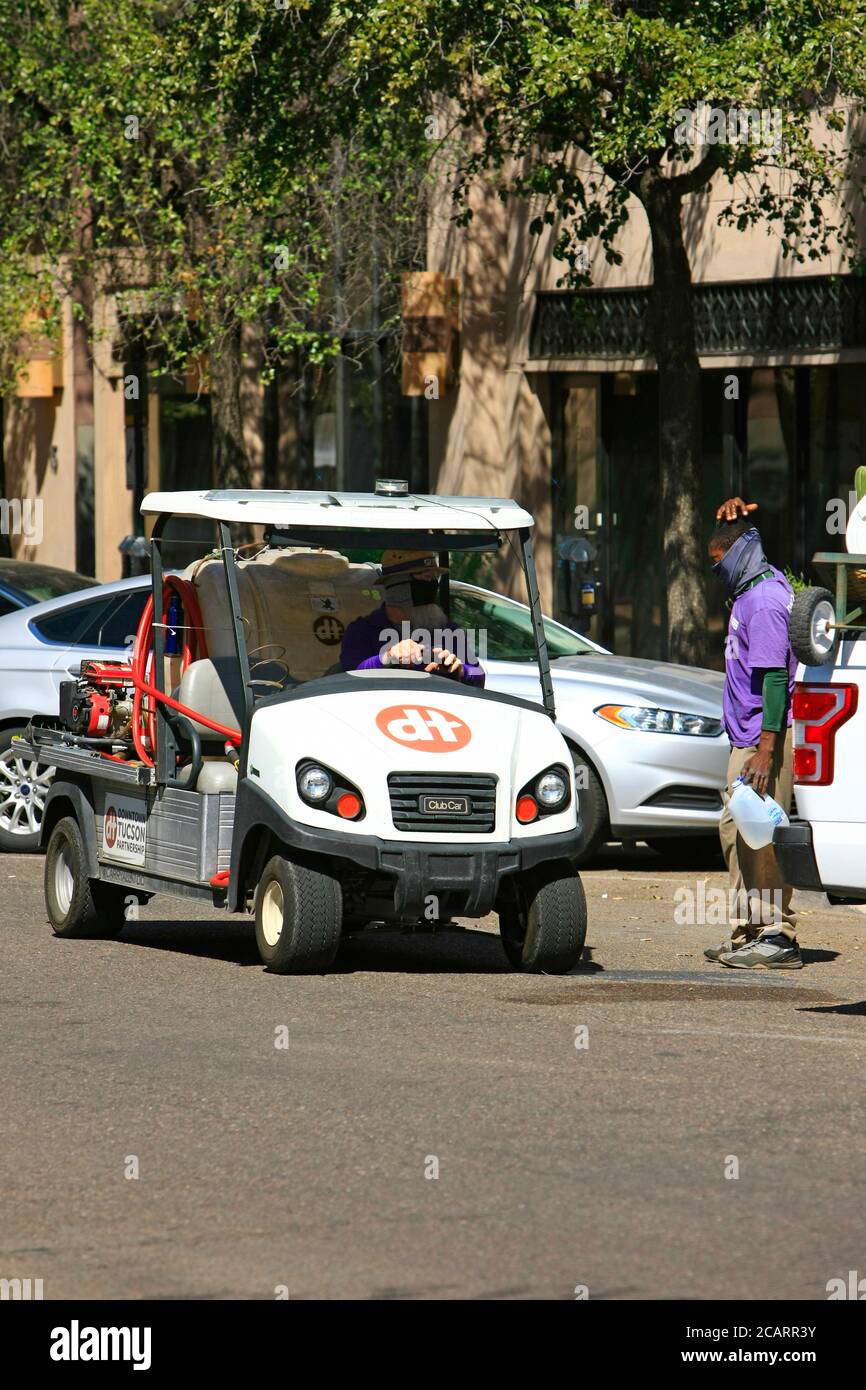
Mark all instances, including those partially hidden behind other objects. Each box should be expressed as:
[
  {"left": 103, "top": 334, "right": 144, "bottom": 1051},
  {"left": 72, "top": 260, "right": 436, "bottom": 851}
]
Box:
[{"left": 667, "top": 145, "right": 721, "bottom": 195}]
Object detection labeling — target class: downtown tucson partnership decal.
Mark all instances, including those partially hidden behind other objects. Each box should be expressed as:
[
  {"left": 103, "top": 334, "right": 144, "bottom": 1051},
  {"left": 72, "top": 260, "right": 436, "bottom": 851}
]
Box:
[{"left": 102, "top": 795, "right": 147, "bottom": 866}]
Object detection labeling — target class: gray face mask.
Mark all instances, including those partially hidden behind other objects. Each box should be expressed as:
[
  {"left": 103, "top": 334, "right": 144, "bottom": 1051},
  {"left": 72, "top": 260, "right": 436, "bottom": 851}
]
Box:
[{"left": 712, "top": 527, "right": 769, "bottom": 596}]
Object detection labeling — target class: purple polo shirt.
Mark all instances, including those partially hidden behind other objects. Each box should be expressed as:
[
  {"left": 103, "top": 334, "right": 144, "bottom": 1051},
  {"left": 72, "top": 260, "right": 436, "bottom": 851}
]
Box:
[
  {"left": 340, "top": 604, "right": 485, "bottom": 687},
  {"left": 723, "top": 566, "right": 796, "bottom": 747}
]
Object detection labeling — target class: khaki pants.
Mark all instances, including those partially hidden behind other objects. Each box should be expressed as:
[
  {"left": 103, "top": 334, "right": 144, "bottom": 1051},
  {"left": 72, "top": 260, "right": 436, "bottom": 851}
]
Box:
[{"left": 718, "top": 728, "right": 797, "bottom": 943}]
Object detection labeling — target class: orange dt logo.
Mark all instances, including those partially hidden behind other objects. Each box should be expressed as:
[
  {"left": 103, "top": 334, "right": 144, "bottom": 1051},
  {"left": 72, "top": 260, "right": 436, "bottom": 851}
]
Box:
[{"left": 376, "top": 705, "right": 471, "bottom": 752}]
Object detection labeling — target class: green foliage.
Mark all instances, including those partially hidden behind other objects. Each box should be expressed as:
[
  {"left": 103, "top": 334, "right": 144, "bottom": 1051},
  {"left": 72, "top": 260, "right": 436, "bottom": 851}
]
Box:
[
  {"left": 327, "top": 0, "right": 866, "bottom": 287},
  {"left": 322, "top": 1, "right": 866, "bottom": 664},
  {"left": 784, "top": 567, "right": 809, "bottom": 593},
  {"left": 448, "top": 549, "right": 495, "bottom": 588},
  {"left": 0, "top": 2, "right": 428, "bottom": 403}
]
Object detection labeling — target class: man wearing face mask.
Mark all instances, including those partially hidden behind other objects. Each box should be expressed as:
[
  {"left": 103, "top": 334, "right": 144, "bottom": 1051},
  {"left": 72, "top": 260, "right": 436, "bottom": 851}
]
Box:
[
  {"left": 340, "top": 549, "right": 485, "bottom": 686},
  {"left": 705, "top": 497, "right": 800, "bottom": 969}
]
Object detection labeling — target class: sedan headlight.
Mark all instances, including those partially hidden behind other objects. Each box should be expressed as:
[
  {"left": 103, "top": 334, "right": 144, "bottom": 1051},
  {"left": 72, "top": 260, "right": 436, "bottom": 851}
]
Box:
[
  {"left": 594, "top": 704, "right": 723, "bottom": 737},
  {"left": 298, "top": 765, "right": 333, "bottom": 802}
]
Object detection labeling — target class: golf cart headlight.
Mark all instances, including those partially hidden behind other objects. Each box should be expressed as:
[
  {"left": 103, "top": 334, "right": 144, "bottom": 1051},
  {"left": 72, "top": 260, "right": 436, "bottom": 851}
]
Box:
[
  {"left": 516, "top": 764, "right": 570, "bottom": 822},
  {"left": 536, "top": 770, "right": 568, "bottom": 807},
  {"left": 298, "top": 765, "right": 332, "bottom": 802},
  {"left": 594, "top": 704, "right": 723, "bottom": 737}
]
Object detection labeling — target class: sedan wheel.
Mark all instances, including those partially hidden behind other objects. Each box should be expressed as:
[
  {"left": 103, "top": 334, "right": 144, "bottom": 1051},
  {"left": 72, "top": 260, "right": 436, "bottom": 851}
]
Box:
[
  {"left": 568, "top": 748, "right": 609, "bottom": 864},
  {"left": 0, "top": 729, "right": 54, "bottom": 853}
]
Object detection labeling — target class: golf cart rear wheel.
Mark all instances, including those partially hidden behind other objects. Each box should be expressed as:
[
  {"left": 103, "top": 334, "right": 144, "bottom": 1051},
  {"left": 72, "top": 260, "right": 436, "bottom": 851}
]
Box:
[
  {"left": 44, "top": 816, "right": 127, "bottom": 938},
  {"left": 498, "top": 861, "right": 587, "bottom": 973},
  {"left": 789, "top": 587, "right": 839, "bottom": 667},
  {"left": 254, "top": 853, "right": 343, "bottom": 974}
]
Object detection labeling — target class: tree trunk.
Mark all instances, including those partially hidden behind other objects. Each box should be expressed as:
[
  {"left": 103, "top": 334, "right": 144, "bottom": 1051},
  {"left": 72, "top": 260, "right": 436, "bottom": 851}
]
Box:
[
  {"left": 209, "top": 319, "right": 250, "bottom": 491},
  {"left": 0, "top": 400, "right": 10, "bottom": 558},
  {"left": 641, "top": 172, "right": 708, "bottom": 667}
]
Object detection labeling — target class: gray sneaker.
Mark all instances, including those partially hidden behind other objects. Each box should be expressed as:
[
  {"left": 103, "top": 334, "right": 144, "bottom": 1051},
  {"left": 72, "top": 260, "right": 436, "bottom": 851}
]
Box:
[
  {"left": 704, "top": 937, "right": 751, "bottom": 962},
  {"left": 719, "top": 933, "right": 803, "bottom": 970}
]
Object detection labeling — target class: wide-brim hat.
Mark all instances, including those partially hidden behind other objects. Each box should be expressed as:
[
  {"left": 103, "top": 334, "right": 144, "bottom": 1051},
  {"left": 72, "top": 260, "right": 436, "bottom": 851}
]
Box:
[{"left": 381, "top": 549, "right": 447, "bottom": 583}]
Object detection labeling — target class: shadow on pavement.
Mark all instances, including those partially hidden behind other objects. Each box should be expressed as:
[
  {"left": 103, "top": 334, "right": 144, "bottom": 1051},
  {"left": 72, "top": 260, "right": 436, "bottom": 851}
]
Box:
[
  {"left": 115, "top": 918, "right": 514, "bottom": 973},
  {"left": 798, "top": 998, "right": 866, "bottom": 1016},
  {"left": 112, "top": 920, "right": 605, "bottom": 976},
  {"left": 116, "top": 920, "right": 261, "bottom": 966},
  {"left": 332, "top": 926, "right": 514, "bottom": 974},
  {"left": 581, "top": 840, "right": 724, "bottom": 873}
]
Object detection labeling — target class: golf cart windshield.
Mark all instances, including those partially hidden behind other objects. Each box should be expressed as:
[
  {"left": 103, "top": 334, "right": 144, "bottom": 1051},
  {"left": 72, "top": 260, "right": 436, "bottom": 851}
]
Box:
[{"left": 141, "top": 488, "right": 557, "bottom": 728}]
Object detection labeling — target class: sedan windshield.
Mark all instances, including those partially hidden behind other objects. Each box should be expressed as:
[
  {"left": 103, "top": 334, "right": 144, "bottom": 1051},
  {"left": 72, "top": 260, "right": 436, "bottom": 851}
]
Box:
[
  {"left": 450, "top": 583, "right": 598, "bottom": 661},
  {"left": 0, "top": 560, "right": 99, "bottom": 605}
]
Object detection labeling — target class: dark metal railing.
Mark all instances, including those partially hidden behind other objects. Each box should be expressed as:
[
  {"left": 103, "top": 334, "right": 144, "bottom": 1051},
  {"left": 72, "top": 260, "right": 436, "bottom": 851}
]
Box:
[{"left": 530, "top": 274, "right": 866, "bottom": 359}]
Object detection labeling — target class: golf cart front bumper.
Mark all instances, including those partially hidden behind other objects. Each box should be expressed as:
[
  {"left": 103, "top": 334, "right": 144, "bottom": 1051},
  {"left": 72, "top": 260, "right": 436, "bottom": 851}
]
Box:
[
  {"left": 230, "top": 779, "right": 581, "bottom": 915},
  {"left": 374, "top": 833, "right": 579, "bottom": 915}
]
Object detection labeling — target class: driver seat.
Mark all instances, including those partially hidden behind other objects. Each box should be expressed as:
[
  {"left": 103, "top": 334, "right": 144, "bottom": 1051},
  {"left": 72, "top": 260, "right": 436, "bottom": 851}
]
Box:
[{"left": 174, "top": 657, "right": 243, "bottom": 793}]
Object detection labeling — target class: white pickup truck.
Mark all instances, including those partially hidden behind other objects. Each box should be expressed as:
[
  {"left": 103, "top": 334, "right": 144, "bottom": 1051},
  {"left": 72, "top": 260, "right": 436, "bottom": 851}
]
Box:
[{"left": 773, "top": 510, "right": 866, "bottom": 903}]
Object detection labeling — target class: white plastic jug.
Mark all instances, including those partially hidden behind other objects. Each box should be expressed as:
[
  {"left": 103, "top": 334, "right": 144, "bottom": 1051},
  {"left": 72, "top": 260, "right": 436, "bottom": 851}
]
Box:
[{"left": 728, "top": 776, "right": 790, "bottom": 850}]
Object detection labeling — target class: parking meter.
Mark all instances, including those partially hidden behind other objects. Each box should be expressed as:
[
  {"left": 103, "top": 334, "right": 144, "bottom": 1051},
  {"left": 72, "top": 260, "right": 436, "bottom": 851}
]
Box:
[
  {"left": 556, "top": 536, "right": 598, "bottom": 628},
  {"left": 119, "top": 534, "right": 151, "bottom": 579}
]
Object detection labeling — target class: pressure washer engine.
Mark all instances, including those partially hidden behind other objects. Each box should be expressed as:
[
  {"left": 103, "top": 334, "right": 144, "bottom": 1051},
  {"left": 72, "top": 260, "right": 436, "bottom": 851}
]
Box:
[{"left": 58, "top": 661, "right": 136, "bottom": 740}]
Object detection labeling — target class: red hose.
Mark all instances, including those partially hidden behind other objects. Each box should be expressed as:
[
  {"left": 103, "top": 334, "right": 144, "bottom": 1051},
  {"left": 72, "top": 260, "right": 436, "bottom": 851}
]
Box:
[
  {"left": 132, "top": 672, "right": 243, "bottom": 745},
  {"left": 123, "top": 577, "right": 241, "bottom": 766}
]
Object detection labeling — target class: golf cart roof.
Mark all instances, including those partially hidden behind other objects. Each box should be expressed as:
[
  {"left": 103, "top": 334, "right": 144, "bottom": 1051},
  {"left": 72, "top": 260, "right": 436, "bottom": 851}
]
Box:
[{"left": 140, "top": 489, "right": 534, "bottom": 533}]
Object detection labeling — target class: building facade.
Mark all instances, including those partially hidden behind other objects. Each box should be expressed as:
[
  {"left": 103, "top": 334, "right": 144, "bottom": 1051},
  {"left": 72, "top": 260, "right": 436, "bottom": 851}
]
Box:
[
  {"left": 1, "top": 290, "right": 424, "bottom": 579},
  {"left": 425, "top": 165, "right": 866, "bottom": 662},
  {"left": 3, "top": 160, "right": 865, "bottom": 670}
]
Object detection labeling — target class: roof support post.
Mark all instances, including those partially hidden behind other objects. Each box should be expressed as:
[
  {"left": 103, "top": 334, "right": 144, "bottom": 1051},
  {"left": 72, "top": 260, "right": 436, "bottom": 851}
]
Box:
[
  {"left": 519, "top": 527, "right": 556, "bottom": 721},
  {"left": 219, "top": 522, "right": 254, "bottom": 766}
]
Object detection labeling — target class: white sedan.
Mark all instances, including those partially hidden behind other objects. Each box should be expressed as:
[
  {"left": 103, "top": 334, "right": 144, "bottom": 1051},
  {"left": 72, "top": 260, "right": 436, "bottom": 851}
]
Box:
[
  {"left": 449, "top": 584, "right": 728, "bottom": 862},
  {"left": 0, "top": 575, "right": 151, "bottom": 851}
]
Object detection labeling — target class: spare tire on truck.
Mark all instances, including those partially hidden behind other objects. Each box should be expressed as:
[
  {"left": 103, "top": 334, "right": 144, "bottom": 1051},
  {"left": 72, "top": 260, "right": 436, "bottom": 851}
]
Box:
[{"left": 789, "top": 587, "right": 839, "bottom": 668}]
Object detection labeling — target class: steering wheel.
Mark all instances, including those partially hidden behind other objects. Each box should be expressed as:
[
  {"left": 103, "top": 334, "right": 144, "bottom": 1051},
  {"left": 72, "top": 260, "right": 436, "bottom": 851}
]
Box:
[{"left": 247, "top": 643, "right": 292, "bottom": 689}]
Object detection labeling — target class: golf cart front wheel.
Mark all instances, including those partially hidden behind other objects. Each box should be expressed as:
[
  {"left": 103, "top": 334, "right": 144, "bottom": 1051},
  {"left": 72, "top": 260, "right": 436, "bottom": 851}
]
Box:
[
  {"left": 254, "top": 853, "right": 342, "bottom": 974},
  {"left": 498, "top": 861, "right": 587, "bottom": 973},
  {"left": 789, "top": 587, "right": 839, "bottom": 667},
  {"left": 44, "top": 816, "right": 128, "bottom": 938}
]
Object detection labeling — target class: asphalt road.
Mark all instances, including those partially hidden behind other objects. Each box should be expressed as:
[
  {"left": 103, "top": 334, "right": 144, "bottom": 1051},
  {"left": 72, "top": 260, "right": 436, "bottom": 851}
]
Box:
[{"left": 2, "top": 843, "right": 866, "bottom": 1301}]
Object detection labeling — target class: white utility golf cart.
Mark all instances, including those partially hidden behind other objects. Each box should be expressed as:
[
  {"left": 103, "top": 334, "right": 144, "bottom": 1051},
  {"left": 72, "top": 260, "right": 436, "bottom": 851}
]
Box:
[{"left": 24, "top": 483, "right": 587, "bottom": 974}]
